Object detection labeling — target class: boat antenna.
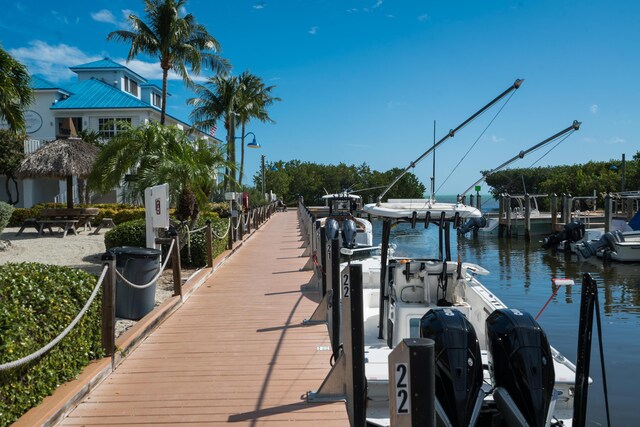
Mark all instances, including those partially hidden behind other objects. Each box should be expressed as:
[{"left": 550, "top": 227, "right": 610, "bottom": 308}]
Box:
[
  {"left": 376, "top": 78, "right": 524, "bottom": 205},
  {"left": 459, "top": 120, "right": 581, "bottom": 197}
]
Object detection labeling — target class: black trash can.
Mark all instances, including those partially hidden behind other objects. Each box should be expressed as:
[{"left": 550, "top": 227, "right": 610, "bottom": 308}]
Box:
[{"left": 110, "top": 246, "right": 162, "bottom": 320}]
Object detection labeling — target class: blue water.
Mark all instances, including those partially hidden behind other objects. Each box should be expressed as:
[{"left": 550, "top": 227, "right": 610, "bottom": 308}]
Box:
[{"left": 371, "top": 217, "right": 639, "bottom": 426}]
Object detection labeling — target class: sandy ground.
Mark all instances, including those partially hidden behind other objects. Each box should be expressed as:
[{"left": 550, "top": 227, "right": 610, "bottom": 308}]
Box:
[{"left": 0, "top": 226, "right": 190, "bottom": 336}]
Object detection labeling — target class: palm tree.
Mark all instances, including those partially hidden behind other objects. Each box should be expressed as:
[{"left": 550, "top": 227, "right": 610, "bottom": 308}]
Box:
[
  {"left": 89, "top": 122, "right": 226, "bottom": 225},
  {"left": 188, "top": 75, "right": 242, "bottom": 192},
  {"left": 235, "top": 71, "right": 280, "bottom": 187},
  {"left": 107, "top": 0, "right": 229, "bottom": 125},
  {"left": 188, "top": 72, "right": 280, "bottom": 192},
  {"left": 0, "top": 46, "right": 33, "bottom": 133}
]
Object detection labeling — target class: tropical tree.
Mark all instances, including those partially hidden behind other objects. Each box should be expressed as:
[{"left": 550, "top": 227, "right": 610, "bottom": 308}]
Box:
[
  {"left": 88, "top": 122, "right": 226, "bottom": 225},
  {"left": 0, "top": 129, "right": 26, "bottom": 205},
  {"left": 235, "top": 71, "right": 280, "bottom": 186},
  {"left": 0, "top": 46, "right": 33, "bottom": 133},
  {"left": 107, "top": 0, "right": 229, "bottom": 125},
  {"left": 188, "top": 75, "right": 241, "bottom": 192}
]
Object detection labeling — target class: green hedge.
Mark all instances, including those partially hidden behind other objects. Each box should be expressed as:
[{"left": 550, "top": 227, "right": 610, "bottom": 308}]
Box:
[
  {"left": 0, "top": 263, "right": 103, "bottom": 426},
  {"left": 104, "top": 215, "right": 229, "bottom": 268},
  {"left": 0, "top": 202, "right": 13, "bottom": 233}
]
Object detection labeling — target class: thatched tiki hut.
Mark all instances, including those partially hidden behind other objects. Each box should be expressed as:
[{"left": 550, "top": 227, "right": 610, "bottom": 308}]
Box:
[{"left": 17, "top": 137, "right": 100, "bottom": 208}]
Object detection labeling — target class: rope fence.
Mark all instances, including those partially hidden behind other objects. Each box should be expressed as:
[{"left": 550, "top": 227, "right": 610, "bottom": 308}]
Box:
[
  {"left": 1, "top": 201, "right": 279, "bottom": 373},
  {"left": 0, "top": 265, "right": 108, "bottom": 371}
]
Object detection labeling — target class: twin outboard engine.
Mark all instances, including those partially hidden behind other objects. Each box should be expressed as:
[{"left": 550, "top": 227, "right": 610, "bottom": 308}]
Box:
[
  {"left": 458, "top": 216, "right": 488, "bottom": 234},
  {"left": 341, "top": 218, "right": 357, "bottom": 249},
  {"left": 541, "top": 220, "right": 585, "bottom": 250},
  {"left": 420, "top": 308, "right": 484, "bottom": 427},
  {"left": 577, "top": 229, "right": 622, "bottom": 259},
  {"left": 486, "top": 309, "right": 555, "bottom": 427}
]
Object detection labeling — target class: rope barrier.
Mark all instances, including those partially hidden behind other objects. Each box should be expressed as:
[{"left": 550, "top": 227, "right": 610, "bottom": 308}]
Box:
[
  {"left": 0, "top": 265, "right": 108, "bottom": 371},
  {"left": 211, "top": 218, "right": 231, "bottom": 239},
  {"left": 189, "top": 224, "right": 208, "bottom": 234},
  {"left": 115, "top": 239, "right": 175, "bottom": 290}
]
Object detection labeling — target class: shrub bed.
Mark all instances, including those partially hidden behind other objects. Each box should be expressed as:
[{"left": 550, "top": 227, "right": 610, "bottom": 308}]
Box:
[
  {"left": 0, "top": 263, "right": 103, "bottom": 426},
  {"left": 104, "top": 215, "right": 230, "bottom": 268},
  {"left": 0, "top": 202, "right": 14, "bottom": 233}
]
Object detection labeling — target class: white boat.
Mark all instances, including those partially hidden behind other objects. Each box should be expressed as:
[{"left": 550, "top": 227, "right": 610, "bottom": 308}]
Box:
[
  {"left": 319, "top": 192, "right": 373, "bottom": 248},
  {"left": 348, "top": 198, "right": 578, "bottom": 426}
]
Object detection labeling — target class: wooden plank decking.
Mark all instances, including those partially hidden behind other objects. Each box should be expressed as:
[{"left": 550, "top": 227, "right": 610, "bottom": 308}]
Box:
[{"left": 58, "top": 211, "right": 348, "bottom": 426}]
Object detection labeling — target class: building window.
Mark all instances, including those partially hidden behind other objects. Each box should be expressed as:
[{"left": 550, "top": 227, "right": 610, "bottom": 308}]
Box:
[
  {"left": 152, "top": 93, "right": 161, "bottom": 107},
  {"left": 124, "top": 76, "right": 138, "bottom": 96},
  {"left": 98, "top": 118, "right": 131, "bottom": 138}
]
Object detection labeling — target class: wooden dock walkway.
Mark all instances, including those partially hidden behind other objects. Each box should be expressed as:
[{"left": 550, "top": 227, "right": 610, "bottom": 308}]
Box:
[{"left": 58, "top": 211, "right": 348, "bottom": 426}]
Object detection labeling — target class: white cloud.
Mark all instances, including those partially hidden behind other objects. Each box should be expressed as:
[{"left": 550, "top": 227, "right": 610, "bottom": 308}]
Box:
[
  {"left": 490, "top": 135, "right": 505, "bottom": 143},
  {"left": 590, "top": 104, "right": 599, "bottom": 114},
  {"left": 386, "top": 14, "right": 395, "bottom": 18},
  {"left": 346, "top": 8, "right": 359, "bottom": 13},
  {"left": 607, "top": 136, "right": 625, "bottom": 144},
  {"left": 91, "top": 9, "right": 117, "bottom": 24},
  {"left": 8, "top": 40, "right": 202, "bottom": 84},
  {"left": 9, "top": 41, "right": 101, "bottom": 82},
  {"left": 91, "top": 8, "right": 132, "bottom": 30},
  {"left": 372, "top": 0, "right": 383, "bottom": 8},
  {"left": 253, "top": 2, "right": 266, "bottom": 9},
  {"left": 418, "top": 14, "right": 429, "bottom": 21},
  {"left": 308, "top": 26, "right": 318, "bottom": 35}
]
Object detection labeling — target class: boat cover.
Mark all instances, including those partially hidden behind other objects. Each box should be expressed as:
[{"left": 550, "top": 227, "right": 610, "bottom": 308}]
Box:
[{"left": 363, "top": 199, "right": 481, "bottom": 220}]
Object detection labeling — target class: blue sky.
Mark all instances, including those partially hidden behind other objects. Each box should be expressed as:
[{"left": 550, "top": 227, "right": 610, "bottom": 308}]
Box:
[{"left": 1, "top": 0, "right": 638, "bottom": 195}]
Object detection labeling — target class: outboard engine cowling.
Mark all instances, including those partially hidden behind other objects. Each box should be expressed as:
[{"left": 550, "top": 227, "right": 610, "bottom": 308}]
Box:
[
  {"left": 486, "top": 309, "right": 555, "bottom": 427},
  {"left": 420, "top": 308, "right": 483, "bottom": 427},
  {"left": 325, "top": 218, "right": 339, "bottom": 241},
  {"left": 341, "top": 218, "right": 357, "bottom": 248},
  {"left": 458, "top": 216, "right": 488, "bottom": 235},
  {"left": 541, "top": 220, "right": 585, "bottom": 250},
  {"left": 577, "top": 230, "right": 620, "bottom": 258}
]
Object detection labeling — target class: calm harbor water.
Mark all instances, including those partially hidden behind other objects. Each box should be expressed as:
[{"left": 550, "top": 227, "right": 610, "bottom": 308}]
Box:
[{"left": 370, "top": 217, "right": 639, "bottom": 426}]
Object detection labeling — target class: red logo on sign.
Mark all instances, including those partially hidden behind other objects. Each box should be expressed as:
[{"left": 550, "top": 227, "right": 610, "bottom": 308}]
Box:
[{"left": 155, "top": 198, "right": 161, "bottom": 215}]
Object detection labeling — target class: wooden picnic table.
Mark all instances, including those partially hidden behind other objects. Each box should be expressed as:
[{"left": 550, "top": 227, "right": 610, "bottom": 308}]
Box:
[{"left": 16, "top": 208, "right": 100, "bottom": 238}]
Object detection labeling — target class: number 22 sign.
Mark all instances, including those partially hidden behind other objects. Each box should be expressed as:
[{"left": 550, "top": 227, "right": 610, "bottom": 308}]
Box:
[{"left": 395, "top": 363, "right": 410, "bottom": 414}]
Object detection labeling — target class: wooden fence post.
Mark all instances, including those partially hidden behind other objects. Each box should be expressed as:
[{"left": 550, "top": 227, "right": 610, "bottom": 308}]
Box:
[
  {"left": 101, "top": 252, "right": 116, "bottom": 359},
  {"left": 169, "top": 229, "right": 182, "bottom": 298},
  {"left": 205, "top": 219, "right": 213, "bottom": 268}
]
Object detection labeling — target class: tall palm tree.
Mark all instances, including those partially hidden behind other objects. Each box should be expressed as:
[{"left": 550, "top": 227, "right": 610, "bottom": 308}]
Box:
[
  {"left": 107, "top": 0, "right": 229, "bottom": 125},
  {"left": 188, "top": 75, "right": 242, "bottom": 192},
  {"left": 0, "top": 46, "right": 33, "bottom": 133},
  {"left": 235, "top": 71, "right": 280, "bottom": 188},
  {"left": 89, "top": 122, "right": 226, "bottom": 225}
]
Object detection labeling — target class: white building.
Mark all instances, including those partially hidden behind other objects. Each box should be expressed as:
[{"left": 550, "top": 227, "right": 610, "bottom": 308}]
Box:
[{"left": 1, "top": 58, "right": 220, "bottom": 208}]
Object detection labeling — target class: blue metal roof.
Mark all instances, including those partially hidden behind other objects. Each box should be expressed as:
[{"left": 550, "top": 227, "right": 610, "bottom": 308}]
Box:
[
  {"left": 70, "top": 58, "right": 147, "bottom": 82},
  {"left": 31, "top": 75, "right": 64, "bottom": 91},
  {"left": 51, "top": 78, "right": 158, "bottom": 110}
]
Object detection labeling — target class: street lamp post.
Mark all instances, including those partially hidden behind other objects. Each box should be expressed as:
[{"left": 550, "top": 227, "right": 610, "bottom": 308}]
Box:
[{"left": 261, "top": 155, "right": 265, "bottom": 198}]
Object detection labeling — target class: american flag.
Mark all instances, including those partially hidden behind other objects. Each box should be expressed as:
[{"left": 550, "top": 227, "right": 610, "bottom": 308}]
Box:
[{"left": 209, "top": 124, "right": 217, "bottom": 137}]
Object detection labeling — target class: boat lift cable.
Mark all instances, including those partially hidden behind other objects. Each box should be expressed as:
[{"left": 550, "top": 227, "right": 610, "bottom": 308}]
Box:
[
  {"left": 376, "top": 78, "right": 524, "bottom": 204},
  {"left": 436, "top": 89, "right": 519, "bottom": 195}
]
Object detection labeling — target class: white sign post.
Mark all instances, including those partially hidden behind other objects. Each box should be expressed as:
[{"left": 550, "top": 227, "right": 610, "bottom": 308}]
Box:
[{"left": 144, "top": 184, "right": 170, "bottom": 249}]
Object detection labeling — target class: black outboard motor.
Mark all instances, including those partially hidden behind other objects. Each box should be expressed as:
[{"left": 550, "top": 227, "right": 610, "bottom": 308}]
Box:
[
  {"left": 341, "top": 218, "right": 357, "bottom": 248},
  {"left": 541, "top": 220, "right": 585, "bottom": 250},
  {"left": 577, "top": 230, "right": 621, "bottom": 259},
  {"left": 325, "top": 218, "right": 340, "bottom": 241},
  {"left": 486, "top": 309, "right": 555, "bottom": 427},
  {"left": 420, "top": 308, "right": 483, "bottom": 427},
  {"left": 458, "top": 216, "right": 488, "bottom": 234}
]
